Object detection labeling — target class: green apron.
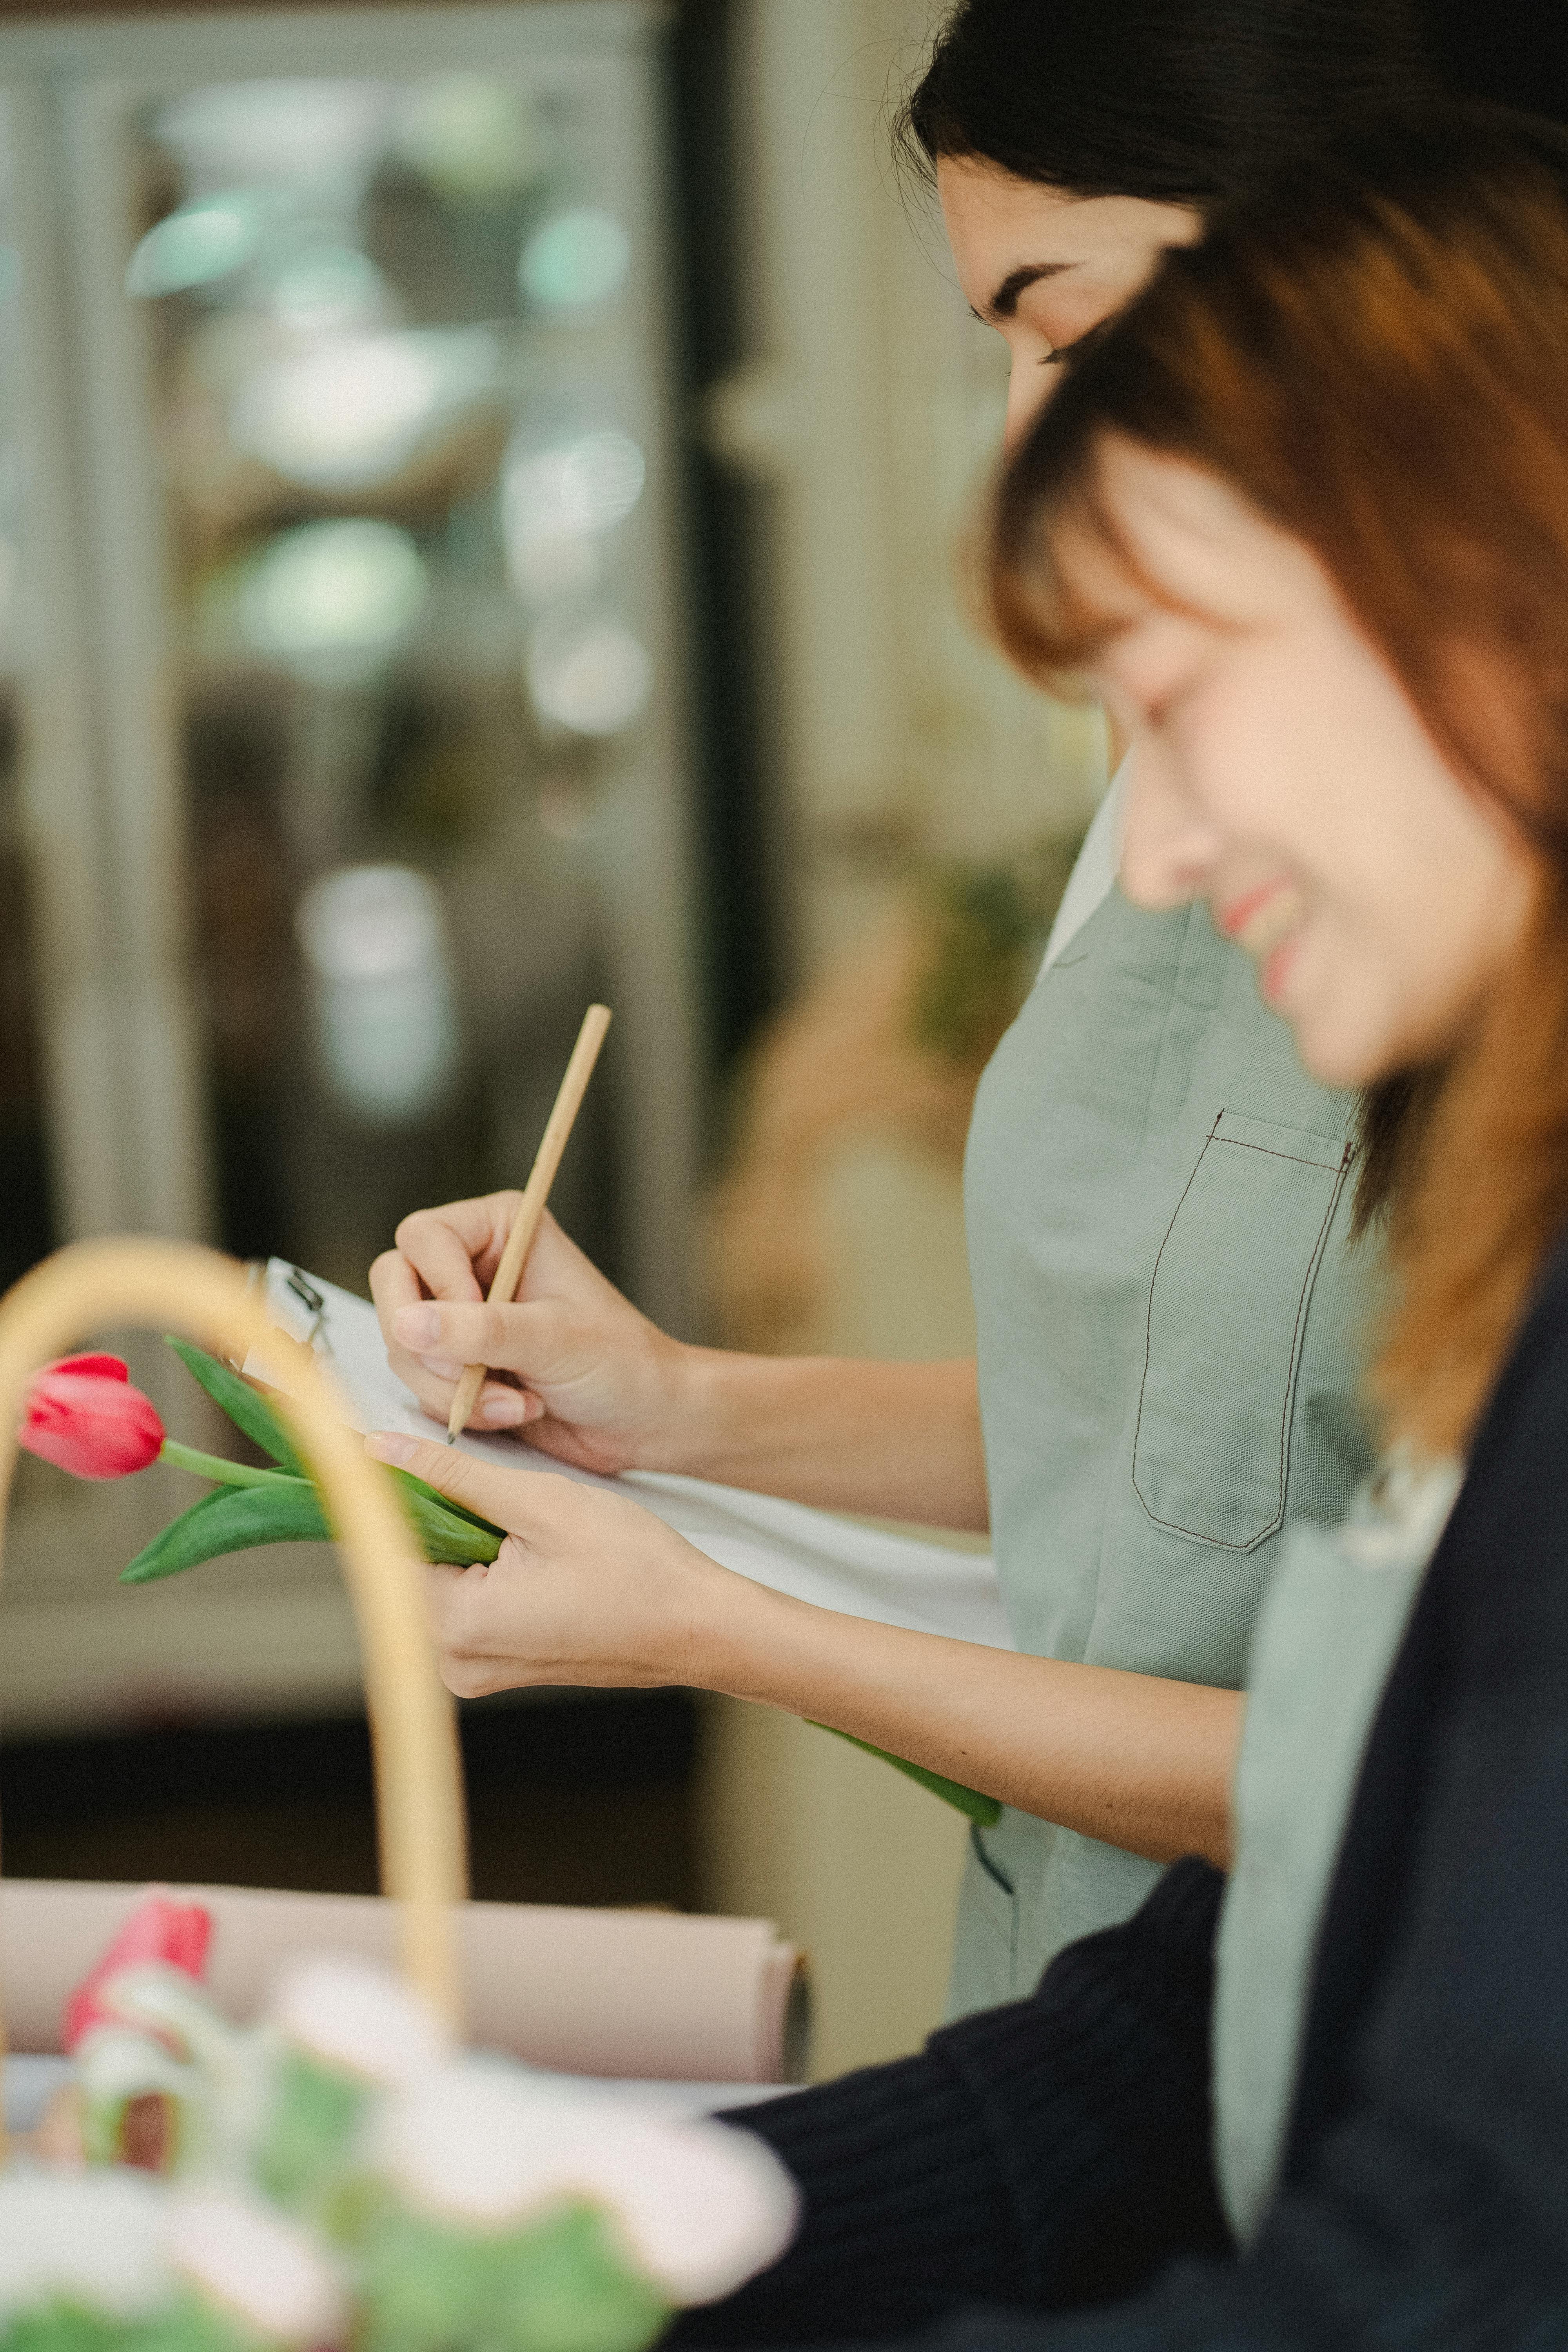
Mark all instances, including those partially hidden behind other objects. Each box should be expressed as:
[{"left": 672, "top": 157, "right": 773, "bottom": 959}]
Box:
[
  {"left": 1213, "top": 1453, "right": 1460, "bottom": 2241},
  {"left": 951, "top": 880, "right": 1378, "bottom": 2015}
]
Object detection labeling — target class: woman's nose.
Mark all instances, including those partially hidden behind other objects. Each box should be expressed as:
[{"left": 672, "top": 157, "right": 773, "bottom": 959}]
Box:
[
  {"left": 1002, "top": 361, "right": 1053, "bottom": 456},
  {"left": 1118, "top": 748, "right": 1225, "bottom": 909}
]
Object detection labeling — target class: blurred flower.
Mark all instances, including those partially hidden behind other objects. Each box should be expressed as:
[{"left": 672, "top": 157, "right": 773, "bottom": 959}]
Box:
[
  {"left": 64, "top": 1893, "right": 213, "bottom": 2051},
  {"left": 0, "top": 2170, "right": 170, "bottom": 2325},
  {"left": 76, "top": 2025, "right": 203, "bottom": 2174},
  {"left": 270, "top": 1957, "right": 450, "bottom": 2088},
  {"left": 19, "top": 1354, "right": 165, "bottom": 1480},
  {"left": 256, "top": 1960, "right": 454, "bottom": 2215},
  {"left": 375, "top": 2061, "right": 799, "bottom": 2303},
  {"left": 165, "top": 2187, "right": 347, "bottom": 2347}
]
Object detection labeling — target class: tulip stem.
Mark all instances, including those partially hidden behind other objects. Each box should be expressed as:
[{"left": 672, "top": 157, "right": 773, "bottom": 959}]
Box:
[{"left": 159, "top": 1438, "right": 301, "bottom": 1491}]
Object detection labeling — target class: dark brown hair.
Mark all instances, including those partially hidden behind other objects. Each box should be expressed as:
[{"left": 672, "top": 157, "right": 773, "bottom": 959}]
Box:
[
  {"left": 895, "top": 0, "right": 1433, "bottom": 207},
  {"left": 989, "top": 104, "right": 1568, "bottom": 1455}
]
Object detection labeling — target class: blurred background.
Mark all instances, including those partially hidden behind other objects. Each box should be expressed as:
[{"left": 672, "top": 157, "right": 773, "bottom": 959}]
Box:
[{"left": 0, "top": 0, "right": 1106, "bottom": 2081}]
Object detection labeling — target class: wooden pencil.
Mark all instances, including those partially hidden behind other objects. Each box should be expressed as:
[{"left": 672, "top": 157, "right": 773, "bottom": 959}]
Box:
[{"left": 446, "top": 1002, "right": 612, "bottom": 1442}]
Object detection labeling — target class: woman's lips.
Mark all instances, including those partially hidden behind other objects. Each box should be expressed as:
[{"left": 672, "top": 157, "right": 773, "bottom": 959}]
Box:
[
  {"left": 1260, "top": 933, "right": 1303, "bottom": 1004},
  {"left": 1217, "top": 880, "right": 1308, "bottom": 1004},
  {"left": 1218, "top": 879, "right": 1305, "bottom": 958}
]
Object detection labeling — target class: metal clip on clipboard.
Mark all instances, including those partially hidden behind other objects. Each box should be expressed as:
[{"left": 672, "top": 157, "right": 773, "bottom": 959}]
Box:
[{"left": 283, "top": 1266, "right": 331, "bottom": 1355}]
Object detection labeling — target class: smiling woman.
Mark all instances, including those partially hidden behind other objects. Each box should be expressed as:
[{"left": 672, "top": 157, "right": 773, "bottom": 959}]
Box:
[{"left": 1021, "top": 452, "right": 1532, "bottom": 1086}]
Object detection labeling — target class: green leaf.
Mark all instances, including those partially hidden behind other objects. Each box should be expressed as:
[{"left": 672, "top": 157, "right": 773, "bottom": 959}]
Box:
[
  {"left": 809, "top": 1724, "right": 1002, "bottom": 1827},
  {"left": 358, "top": 2201, "right": 668, "bottom": 2352},
  {"left": 255, "top": 2048, "right": 370, "bottom": 2212},
  {"left": 120, "top": 1479, "right": 328, "bottom": 1583},
  {"left": 399, "top": 1467, "right": 505, "bottom": 1536},
  {"left": 119, "top": 1453, "right": 502, "bottom": 1585},
  {"left": 165, "top": 1335, "right": 306, "bottom": 1475},
  {"left": 392, "top": 1470, "right": 502, "bottom": 1564},
  {"left": 160, "top": 1437, "right": 302, "bottom": 1491}
]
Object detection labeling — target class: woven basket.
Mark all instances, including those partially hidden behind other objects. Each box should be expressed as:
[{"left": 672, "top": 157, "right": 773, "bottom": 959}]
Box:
[{"left": 0, "top": 1237, "right": 468, "bottom": 2160}]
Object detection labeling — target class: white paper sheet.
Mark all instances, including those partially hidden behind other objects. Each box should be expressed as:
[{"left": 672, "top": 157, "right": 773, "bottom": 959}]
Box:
[
  {"left": 2, "top": 2053, "right": 791, "bottom": 2132},
  {"left": 250, "top": 1261, "right": 1013, "bottom": 1653}
]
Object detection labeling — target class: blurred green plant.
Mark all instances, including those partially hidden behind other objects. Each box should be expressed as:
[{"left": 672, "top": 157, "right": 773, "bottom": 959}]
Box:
[{"left": 908, "top": 833, "right": 1085, "bottom": 1066}]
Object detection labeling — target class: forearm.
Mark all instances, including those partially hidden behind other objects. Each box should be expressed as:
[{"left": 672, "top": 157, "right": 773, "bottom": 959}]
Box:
[
  {"left": 697, "top": 1583, "right": 1240, "bottom": 1867},
  {"left": 674, "top": 1861, "right": 1229, "bottom": 2347},
  {"left": 658, "top": 1352, "right": 988, "bottom": 1532}
]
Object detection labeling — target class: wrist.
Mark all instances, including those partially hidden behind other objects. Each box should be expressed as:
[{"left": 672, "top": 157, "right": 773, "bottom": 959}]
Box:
[
  {"left": 686, "top": 1572, "right": 813, "bottom": 1706},
  {"left": 629, "top": 1341, "right": 734, "bottom": 1480}
]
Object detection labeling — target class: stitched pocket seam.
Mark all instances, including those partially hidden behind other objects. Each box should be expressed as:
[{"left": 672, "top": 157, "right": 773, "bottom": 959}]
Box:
[{"left": 1131, "top": 1116, "right": 1354, "bottom": 1552}]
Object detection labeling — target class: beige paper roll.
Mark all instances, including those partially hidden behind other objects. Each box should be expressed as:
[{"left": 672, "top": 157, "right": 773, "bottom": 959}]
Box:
[{"left": 0, "top": 1881, "right": 808, "bottom": 2085}]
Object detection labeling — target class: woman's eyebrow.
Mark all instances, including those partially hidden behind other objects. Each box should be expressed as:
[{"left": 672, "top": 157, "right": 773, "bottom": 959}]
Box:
[{"left": 982, "top": 260, "right": 1076, "bottom": 322}]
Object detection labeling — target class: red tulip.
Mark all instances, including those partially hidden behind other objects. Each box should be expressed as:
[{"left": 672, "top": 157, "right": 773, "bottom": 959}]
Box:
[
  {"left": 19, "top": 1354, "right": 165, "bottom": 1479},
  {"left": 64, "top": 1891, "right": 213, "bottom": 2052}
]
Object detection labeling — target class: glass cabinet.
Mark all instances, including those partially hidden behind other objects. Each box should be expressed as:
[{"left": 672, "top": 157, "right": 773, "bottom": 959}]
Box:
[{"left": 0, "top": 3, "right": 702, "bottom": 1731}]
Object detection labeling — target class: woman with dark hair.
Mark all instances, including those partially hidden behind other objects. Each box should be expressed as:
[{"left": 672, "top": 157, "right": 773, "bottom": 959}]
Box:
[
  {"left": 367, "top": 5, "right": 1557, "bottom": 2027},
  {"left": 642, "top": 99, "right": 1568, "bottom": 2345}
]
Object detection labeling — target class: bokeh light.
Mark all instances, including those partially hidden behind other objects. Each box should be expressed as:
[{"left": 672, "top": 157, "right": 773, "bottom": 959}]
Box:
[
  {"left": 526, "top": 612, "right": 651, "bottom": 736},
  {"left": 234, "top": 518, "right": 428, "bottom": 681},
  {"left": 502, "top": 428, "right": 645, "bottom": 603},
  {"left": 519, "top": 208, "right": 630, "bottom": 312},
  {"left": 295, "top": 864, "right": 458, "bottom": 1122},
  {"left": 230, "top": 326, "right": 498, "bottom": 492},
  {"left": 396, "top": 74, "right": 549, "bottom": 201},
  {"left": 125, "top": 191, "right": 270, "bottom": 298}
]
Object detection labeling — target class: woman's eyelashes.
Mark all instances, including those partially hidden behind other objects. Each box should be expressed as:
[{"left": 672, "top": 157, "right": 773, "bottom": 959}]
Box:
[{"left": 1043, "top": 319, "right": 1113, "bottom": 367}]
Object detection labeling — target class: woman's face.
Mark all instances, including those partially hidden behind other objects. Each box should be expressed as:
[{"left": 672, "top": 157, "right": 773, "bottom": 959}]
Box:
[
  {"left": 1080, "top": 442, "right": 1535, "bottom": 1087},
  {"left": 938, "top": 158, "right": 1200, "bottom": 451}
]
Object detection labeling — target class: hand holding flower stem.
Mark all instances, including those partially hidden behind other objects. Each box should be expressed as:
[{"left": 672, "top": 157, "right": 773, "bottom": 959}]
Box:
[
  {"left": 18, "top": 1334, "right": 996, "bottom": 1823},
  {"left": 18, "top": 1340, "right": 505, "bottom": 1581}
]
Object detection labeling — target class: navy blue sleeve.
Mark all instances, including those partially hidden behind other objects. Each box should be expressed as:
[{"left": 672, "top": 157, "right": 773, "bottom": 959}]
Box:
[{"left": 672, "top": 1858, "right": 1229, "bottom": 2345}]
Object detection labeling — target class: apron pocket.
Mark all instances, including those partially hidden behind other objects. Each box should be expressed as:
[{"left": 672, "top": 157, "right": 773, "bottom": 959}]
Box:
[{"left": 1133, "top": 1110, "right": 1352, "bottom": 1551}]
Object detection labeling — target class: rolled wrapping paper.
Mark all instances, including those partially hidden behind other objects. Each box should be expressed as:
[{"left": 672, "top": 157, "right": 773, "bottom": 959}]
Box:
[{"left": 0, "top": 1881, "right": 809, "bottom": 2083}]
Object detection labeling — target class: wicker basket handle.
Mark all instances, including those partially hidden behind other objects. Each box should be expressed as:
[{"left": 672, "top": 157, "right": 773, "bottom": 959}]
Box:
[{"left": 0, "top": 1238, "right": 469, "bottom": 2151}]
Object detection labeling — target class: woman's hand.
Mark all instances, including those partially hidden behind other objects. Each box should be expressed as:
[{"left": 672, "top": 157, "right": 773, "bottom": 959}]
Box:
[
  {"left": 367, "top": 1432, "right": 1237, "bottom": 1866},
  {"left": 370, "top": 1188, "right": 989, "bottom": 1526},
  {"left": 370, "top": 1198, "right": 690, "bottom": 1475},
  {"left": 365, "top": 1431, "right": 751, "bottom": 1695}
]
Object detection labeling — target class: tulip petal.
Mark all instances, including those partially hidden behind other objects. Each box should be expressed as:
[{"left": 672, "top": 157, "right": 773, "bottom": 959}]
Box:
[
  {"left": 20, "top": 1369, "right": 165, "bottom": 1479},
  {"left": 51, "top": 1353, "right": 130, "bottom": 1383},
  {"left": 63, "top": 1895, "right": 212, "bottom": 2053}
]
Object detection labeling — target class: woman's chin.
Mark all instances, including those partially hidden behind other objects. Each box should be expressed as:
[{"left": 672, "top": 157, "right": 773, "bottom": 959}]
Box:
[
  {"left": 1269, "top": 968, "right": 1396, "bottom": 1091},
  {"left": 1287, "top": 1012, "right": 1396, "bottom": 1092}
]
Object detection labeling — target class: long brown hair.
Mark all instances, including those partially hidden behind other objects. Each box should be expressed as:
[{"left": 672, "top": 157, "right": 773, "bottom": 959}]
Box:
[{"left": 989, "top": 104, "right": 1568, "bottom": 1457}]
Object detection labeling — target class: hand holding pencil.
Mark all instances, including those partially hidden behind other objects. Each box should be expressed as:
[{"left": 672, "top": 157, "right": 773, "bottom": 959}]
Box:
[
  {"left": 372, "top": 1005, "right": 695, "bottom": 1473},
  {"left": 444, "top": 1004, "right": 612, "bottom": 1441}
]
